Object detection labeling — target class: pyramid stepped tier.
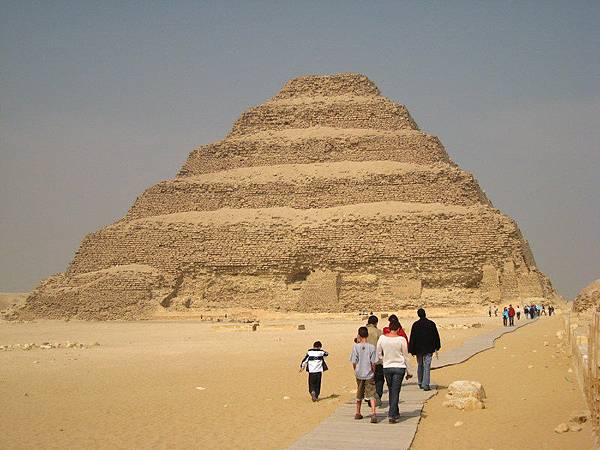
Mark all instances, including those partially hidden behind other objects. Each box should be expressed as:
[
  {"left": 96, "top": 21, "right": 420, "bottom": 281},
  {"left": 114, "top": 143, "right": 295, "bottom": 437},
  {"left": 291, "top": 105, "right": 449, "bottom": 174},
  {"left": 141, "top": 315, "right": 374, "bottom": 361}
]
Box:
[
  {"left": 43, "top": 201, "right": 554, "bottom": 314},
  {"left": 69, "top": 202, "right": 527, "bottom": 279},
  {"left": 229, "top": 96, "right": 418, "bottom": 137},
  {"left": 273, "top": 73, "right": 381, "bottom": 99},
  {"left": 179, "top": 128, "right": 451, "bottom": 176},
  {"left": 126, "top": 162, "right": 489, "bottom": 220},
  {"left": 20, "top": 73, "right": 558, "bottom": 320}
]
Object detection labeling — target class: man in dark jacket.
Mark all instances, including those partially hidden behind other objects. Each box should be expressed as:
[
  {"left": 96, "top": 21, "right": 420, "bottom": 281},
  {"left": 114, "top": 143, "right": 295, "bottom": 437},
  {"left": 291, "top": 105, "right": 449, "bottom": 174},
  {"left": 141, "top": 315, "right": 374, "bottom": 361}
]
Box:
[{"left": 408, "top": 308, "right": 441, "bottom": 391}]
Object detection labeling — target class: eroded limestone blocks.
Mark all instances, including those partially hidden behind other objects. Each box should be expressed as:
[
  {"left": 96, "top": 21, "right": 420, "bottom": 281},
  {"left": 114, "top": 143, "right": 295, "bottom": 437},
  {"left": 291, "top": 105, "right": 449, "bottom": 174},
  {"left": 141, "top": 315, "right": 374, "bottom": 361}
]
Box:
[
  {"left": 572, "top": 279, "right": 600, "bottom": 312},
  {"left": 20, "top": 265, "right": 174, "bottom": 320},
  {"left": 126, "top": 162, "right": 489, "bottom": 221},
  {"left": 444, "top": 380, "right": 486, "bottom": 410},
  {"left": 178, "top": 130, "right": 451, "bottom": 177},
  {"left": 20, "top": 73, "right": 558, "bottom": 319}
]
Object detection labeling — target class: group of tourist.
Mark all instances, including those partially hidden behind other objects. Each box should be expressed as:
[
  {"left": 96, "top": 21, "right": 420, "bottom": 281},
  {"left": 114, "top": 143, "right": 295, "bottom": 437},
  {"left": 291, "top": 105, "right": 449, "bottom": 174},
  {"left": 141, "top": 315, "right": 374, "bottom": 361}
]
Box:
[
  {"left": 489, "top": 303, "right": 555, "bottom": 326},
  {"left": 299, "top": 308, "right": 441, "bottom": 424}
]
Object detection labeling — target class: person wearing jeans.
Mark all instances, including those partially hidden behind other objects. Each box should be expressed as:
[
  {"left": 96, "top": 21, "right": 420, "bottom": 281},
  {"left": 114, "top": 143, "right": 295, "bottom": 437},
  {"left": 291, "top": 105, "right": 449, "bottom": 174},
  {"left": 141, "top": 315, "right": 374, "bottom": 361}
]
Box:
[
  {"left": 408, "top": 308, "right": 441, "bottom": 391},
  {"left": 383, "top": 367, "right": 406, "bottom": 420},
  {"left": 416, "top": 353, "right": 433, "bottom": 390},
  {"left": 376, "top": 321, "right": 413, "bottom": 423}
]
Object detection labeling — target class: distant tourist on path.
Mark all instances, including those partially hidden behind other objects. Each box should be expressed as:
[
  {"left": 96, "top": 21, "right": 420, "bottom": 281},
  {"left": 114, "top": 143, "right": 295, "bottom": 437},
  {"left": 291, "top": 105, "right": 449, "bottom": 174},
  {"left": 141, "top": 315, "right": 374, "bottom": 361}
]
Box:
[
  {"left": 494, "top": 307, "right": 498, "bottom": 317},
  {"left": 376, "top": 321, "right": 413, "bottom": 423},
  {"left": 502, "top": 307, "right": 509, "bottom": 326},
  {"left": 408, "top": 308, "right": 441, "bottom": 392},
  {"left": 366, "top": 315, "right": 384, "bottom": 406},
  {"left": 541, "top": 305, "right": 547, "bottom": 315},
  {"left": 299, "top": 341, "right": 328, "bottom": 402},
  {"left": 524, "top": 305, "right": 530, "bottom": 319},
  {"left": 508, "top": 304, "right": 515, "bottom": 326},
  {"left": 488, "top": 306, "right": 492, "bottom": 317},
  {"left": 350, "top": 326, "right": 378, "bottom": 423},
  {"left": 516, "top": 305, "right": 521, "bottom": 321}
]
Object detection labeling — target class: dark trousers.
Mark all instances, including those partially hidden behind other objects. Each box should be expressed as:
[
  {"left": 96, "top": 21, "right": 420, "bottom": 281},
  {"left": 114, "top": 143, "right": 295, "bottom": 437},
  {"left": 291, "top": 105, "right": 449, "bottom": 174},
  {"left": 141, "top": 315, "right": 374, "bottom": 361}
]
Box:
[
  {"left": 308, "top": 372, "right": 322, "bottom": 398},
  {"left": 509, "top": 316, "right": 514, "bottom": 326},
  {"left": 374, "top": 364, "right": 384, "bottom": 399},
  {"left": 503, "top": 317, "right": 507, "bottom": 326},
  {"left": 383, "top": 367, "right": 406, "bottom": 419}
]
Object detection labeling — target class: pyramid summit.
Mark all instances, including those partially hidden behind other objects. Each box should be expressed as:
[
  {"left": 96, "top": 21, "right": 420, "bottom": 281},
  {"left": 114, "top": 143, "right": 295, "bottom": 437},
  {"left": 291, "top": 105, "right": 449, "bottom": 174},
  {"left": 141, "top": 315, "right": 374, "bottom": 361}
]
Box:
[{"left": 21, "top": 73, "right": 558, "bottom": 319}]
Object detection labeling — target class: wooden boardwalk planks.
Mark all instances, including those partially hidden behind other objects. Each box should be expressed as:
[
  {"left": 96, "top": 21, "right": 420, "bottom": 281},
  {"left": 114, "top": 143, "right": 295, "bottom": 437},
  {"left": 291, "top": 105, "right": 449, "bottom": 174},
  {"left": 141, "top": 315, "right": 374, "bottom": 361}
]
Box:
[{"left": 288, "top": 319, "right": 536, "bottom": 450}]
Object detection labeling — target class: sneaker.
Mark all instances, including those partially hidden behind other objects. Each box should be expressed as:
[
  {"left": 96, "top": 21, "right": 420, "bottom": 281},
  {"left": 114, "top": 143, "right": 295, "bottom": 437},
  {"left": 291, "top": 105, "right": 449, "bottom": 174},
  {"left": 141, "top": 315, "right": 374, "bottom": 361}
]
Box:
[
  {"left": 311, "top": 391, "right": 318, "bottom": 402},
  {"left": 422, "top": 386, "right": 431, "bottom": 391},
  {"left": 354, "top": 414, "right": 363, "bottom": 420},
  {"left": 370, "top": 415, "right": 378, "bottom": 424},
  {"left": 388, "top": 418, "right": 398, "bottom": 424}
]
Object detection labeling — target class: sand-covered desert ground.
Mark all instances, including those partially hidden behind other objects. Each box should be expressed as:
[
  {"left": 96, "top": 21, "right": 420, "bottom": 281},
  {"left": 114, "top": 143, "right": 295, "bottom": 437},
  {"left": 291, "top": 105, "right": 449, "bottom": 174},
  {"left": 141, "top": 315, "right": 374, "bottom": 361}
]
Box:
[
  {"left": 412, "top": 314, "right": 594, "bottom": 450},
  {"left": 0, "top": 310, "right": 593, "bottom": 449}
]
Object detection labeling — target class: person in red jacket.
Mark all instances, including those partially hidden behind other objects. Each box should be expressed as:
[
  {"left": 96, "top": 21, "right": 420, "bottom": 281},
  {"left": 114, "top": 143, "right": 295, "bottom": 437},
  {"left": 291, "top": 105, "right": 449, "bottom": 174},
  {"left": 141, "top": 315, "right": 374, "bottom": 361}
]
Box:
[
  {"left": 508, "top": 304, "right": 515, "bottom": 327},
  {"left": 383, "top": 315, "right": 409, "bottom": 343}
]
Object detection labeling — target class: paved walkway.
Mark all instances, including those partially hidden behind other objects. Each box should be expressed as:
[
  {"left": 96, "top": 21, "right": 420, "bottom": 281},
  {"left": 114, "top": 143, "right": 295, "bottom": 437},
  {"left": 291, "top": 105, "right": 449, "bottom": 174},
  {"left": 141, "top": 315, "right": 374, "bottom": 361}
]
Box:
[{"left": 288, "top": 318, "right": 537, "bottom": 450}]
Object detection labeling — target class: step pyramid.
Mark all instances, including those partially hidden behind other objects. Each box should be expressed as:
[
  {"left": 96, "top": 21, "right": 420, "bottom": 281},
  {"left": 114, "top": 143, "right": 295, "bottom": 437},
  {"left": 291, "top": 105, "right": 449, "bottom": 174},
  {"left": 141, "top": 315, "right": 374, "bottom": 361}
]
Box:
[{"left": 22, "top": 73, "right": 557, "bottom": 319}]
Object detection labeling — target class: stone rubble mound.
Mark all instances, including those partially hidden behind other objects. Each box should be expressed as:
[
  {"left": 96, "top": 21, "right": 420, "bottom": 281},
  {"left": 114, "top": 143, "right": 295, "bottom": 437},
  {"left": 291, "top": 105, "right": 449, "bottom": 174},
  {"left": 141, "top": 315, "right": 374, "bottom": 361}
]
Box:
[
  {"left": 19, "top": 73, "right": 559, "bottom": 319},
  {"left": 443, "top": 380, "right": 486, "bottom": 410},
  {"left": 1, "top": 341, "right": 100, "bottom": 351},
  {"left": 572, "top": 279, "right": 600, "bottom": 312}
]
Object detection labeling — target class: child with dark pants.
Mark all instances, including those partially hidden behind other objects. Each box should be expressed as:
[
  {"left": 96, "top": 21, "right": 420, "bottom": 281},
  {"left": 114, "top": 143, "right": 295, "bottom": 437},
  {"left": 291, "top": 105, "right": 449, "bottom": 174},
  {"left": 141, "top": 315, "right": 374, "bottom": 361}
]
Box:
[{"left": 300, "top": 341, "right": 328, "bottom": 402}]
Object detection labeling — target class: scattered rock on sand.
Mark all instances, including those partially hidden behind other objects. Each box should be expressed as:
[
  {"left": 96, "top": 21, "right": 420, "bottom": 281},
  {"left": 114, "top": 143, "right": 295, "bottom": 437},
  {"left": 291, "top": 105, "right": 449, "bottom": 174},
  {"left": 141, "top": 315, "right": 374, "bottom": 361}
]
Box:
[
  {"left": 283, "top": 396, "right": 290, "bottom": 400},
  {"left": 568, "top": 422, "right": 583, "bottom": 432},
  {"left": 554, "top": 423, "right": 569, "bottom": 433},
  {"left": 556, "top": 330, "right": 564, "bottom": 340},
  {"left": 454, "top": 421, "right": 463, "bottom": 427},
  {"left": 569, "top": 410, "right": 590, "bottom": 424},
  {"left": 297, "top": 324, "right": 305, "bottom": 330},
  {"left": 443, "top": 380, "right": 486, "bottom": 410}
]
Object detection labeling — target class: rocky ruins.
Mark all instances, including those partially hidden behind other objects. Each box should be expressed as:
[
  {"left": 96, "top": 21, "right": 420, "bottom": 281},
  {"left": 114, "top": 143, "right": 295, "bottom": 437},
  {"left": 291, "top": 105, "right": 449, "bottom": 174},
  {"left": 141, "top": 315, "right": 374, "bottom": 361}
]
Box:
[
  {"left": 572, "top": 279, "right": 600, "bottom": 312},
  {"left": 20, "top": 73, "right": 558, "bottom": 319}
]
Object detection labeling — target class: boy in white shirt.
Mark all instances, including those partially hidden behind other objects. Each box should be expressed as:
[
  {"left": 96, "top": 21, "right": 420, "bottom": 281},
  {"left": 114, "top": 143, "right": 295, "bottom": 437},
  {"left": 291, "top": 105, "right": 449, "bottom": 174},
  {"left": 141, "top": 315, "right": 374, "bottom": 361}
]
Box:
[{"left": 300, "top": 341, "right": 328, "bottom": 402}]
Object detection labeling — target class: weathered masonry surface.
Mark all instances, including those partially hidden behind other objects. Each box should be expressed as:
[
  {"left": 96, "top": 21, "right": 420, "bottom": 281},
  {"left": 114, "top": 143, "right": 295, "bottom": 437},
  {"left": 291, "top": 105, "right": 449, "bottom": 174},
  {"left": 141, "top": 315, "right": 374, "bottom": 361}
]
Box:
[{"left": 22, "top": 73, "right": 558, "bottom": 319}]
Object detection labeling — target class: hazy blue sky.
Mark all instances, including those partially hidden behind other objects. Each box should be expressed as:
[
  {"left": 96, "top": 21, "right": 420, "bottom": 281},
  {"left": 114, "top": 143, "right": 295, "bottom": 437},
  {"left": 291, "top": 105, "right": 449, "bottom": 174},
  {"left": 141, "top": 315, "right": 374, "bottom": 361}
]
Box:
[{"left": 1, "top": 1, "right": 599, "bottom": 298}]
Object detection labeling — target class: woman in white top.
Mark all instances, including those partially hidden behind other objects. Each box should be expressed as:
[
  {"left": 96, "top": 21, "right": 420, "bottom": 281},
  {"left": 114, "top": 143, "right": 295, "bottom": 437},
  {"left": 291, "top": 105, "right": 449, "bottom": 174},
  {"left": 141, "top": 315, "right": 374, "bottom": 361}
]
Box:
[{"left": 376, "top": 320, "right": 413, "bottom": 423}]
